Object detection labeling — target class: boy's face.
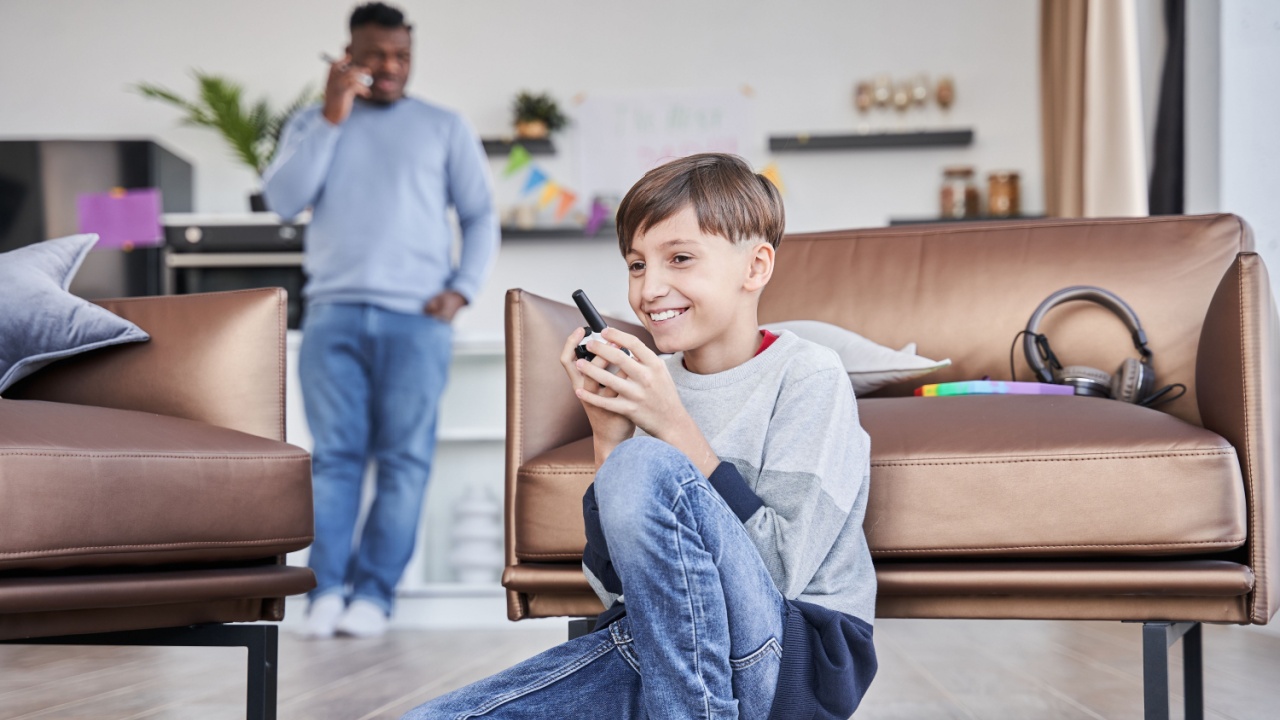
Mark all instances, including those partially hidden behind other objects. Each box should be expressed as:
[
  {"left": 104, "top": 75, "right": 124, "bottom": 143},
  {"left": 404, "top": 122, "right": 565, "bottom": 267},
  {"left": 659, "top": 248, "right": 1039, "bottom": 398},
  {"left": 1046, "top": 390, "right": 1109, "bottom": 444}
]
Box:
[{"left": 625, "top": 205, "right": 772, "bottom": 356}]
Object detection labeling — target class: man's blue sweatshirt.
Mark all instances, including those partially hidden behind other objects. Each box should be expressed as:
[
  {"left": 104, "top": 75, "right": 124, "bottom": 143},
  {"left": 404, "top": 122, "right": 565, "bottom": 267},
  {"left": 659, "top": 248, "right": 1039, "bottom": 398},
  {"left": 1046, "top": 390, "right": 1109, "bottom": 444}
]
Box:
[{"left": 262, "top": 97, "right": 498, "bottom": 313}]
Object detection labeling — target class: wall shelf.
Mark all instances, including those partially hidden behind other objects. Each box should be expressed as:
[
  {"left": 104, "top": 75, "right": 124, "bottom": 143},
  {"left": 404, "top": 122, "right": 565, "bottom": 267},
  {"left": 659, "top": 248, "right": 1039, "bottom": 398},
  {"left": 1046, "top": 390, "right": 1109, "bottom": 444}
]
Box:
[
  {"left": 769, "top": 129, "right": 974, "bottom": 152},
  {"left": 501, "top": 225, "right": 616, "bottom": 240},
  {"left": 482, "top": 138, "right": 555, "bottom": 156},
  {"left": 888, "top": 214, "right": 1045, "bottom": 226}
]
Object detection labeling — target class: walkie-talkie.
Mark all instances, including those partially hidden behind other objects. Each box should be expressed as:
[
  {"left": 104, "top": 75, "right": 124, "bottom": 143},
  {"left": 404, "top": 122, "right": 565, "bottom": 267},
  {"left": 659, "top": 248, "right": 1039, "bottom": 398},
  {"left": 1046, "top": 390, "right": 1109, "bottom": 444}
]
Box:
[{"left": 573, "top": 289, "right": 630, "bottom": 362}]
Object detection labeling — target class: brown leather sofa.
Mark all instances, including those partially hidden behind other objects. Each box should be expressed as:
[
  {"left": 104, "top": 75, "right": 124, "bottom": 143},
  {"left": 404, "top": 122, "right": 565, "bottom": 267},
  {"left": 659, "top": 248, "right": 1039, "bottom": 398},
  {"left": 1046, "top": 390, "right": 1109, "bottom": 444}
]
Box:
[
  {"left": 0, "top": 288, "right": 315, "bottom": 719},
  {"left": 501, "top": 214, "right": 1276, "bottom": 718}
]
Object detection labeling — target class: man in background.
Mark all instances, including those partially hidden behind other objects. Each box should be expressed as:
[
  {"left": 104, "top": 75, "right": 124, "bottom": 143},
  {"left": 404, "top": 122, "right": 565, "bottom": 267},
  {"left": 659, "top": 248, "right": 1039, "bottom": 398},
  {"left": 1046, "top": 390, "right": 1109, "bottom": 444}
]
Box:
[{"left": 263, "top": 2, "right": 498, "bottom": 638}]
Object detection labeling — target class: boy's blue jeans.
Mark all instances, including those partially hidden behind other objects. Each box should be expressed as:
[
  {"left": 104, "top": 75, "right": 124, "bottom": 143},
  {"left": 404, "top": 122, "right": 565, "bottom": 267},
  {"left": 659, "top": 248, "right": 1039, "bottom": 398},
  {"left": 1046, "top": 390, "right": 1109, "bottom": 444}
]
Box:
[
  {"left": 300, "top": 302, "right": 452, "bottom": 615},
  {"left": 402, "top": 437, "right": 787, "bottom": 719}
]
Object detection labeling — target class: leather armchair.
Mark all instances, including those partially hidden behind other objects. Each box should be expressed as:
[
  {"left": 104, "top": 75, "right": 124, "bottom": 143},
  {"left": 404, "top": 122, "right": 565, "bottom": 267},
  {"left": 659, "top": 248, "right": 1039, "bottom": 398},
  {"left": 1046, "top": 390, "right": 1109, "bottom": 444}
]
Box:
[
  {"left": 501, "top": 214, "right": 1275, "bottom": 718},
  {"left": 0, "top": 288, "right": 315, "bottom": 719}
]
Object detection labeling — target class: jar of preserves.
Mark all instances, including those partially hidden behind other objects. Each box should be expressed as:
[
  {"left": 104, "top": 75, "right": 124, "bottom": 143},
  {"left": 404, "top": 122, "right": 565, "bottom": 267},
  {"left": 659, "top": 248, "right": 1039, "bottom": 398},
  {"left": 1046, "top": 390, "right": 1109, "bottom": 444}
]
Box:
[
  {"left": 987, "top": 171, "right": 1020, "bottom": 217},
  {"left": 940, "top": 166, "right": 979, "bottom": 219}
]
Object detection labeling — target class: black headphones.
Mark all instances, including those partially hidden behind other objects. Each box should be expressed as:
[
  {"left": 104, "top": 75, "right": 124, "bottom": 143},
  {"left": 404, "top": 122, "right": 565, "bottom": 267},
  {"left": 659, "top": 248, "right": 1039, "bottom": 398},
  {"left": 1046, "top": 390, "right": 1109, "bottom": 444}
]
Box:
[{"left": 1023, "top": 286, "right": 1158, "bottom": 403}]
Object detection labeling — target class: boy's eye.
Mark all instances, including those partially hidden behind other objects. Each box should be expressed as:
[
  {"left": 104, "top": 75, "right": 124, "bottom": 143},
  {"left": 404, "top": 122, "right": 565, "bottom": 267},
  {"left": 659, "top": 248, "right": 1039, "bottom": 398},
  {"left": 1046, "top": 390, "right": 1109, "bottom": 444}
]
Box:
[
  {"left": 672, "top": 254, "right": 692, "bottom": 264},
  {"left": 628, "top": 261, "right": 645, "bottom": 272}
]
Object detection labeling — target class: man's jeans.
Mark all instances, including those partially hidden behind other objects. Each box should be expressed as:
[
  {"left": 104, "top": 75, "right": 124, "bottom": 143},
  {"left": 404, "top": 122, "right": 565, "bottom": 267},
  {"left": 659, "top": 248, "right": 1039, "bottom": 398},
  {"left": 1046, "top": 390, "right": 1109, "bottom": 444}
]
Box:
[
  {"left": 403, "top": 437, "right": 787, "bottom": 719},
  {"left": 299, "top": 302, "right": 452, "bottom": 615}
]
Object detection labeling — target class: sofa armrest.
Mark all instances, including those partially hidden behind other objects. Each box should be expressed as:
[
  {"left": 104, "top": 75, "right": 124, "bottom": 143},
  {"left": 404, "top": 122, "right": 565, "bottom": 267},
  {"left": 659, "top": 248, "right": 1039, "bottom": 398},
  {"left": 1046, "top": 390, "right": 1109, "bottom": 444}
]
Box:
[
  {"left": 1197, "top": 252, "right": 1280, "bottom": 624},
  {"left": 504, "top": 289, "right": 654, "bottom": 470},
  {"left": 8, "top": 288, "right": 287, "bottom": 442},
  {"left": 503, "top": 289, "right": 652, "bottom": 618}
]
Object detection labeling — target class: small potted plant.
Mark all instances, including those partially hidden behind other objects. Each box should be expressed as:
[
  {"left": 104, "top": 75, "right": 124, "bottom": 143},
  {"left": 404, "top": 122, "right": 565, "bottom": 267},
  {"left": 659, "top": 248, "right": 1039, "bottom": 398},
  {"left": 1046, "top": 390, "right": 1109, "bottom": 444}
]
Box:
[
  {"left": 511, "top": 91, "right": 569, "bottom": 139},
  {"left": 136, "top": 71, "right": 319, "bottom": 211}
]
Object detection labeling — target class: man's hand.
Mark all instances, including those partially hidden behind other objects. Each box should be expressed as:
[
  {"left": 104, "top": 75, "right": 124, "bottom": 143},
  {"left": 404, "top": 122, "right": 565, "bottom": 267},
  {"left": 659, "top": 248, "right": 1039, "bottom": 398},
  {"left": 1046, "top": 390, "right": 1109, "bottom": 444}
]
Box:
[
  {"left": 322, "top": 53, "right": 372, "bottom": 125},
  {"left": 424, "top": 290, "right": 468, "bottom": 322},
  {"left": 572, "top": 327, "right": 718, "bottom": 476},
  {"left": 560, "top": 327, "right": 636, "bottom": 467}
]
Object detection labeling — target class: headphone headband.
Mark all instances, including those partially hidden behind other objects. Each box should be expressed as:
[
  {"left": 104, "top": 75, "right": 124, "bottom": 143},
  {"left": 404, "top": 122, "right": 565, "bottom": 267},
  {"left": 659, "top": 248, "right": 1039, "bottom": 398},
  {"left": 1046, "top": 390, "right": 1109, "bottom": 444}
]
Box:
[{"left": 1024, "top": 286, "right": 1151, "bottom": 384}]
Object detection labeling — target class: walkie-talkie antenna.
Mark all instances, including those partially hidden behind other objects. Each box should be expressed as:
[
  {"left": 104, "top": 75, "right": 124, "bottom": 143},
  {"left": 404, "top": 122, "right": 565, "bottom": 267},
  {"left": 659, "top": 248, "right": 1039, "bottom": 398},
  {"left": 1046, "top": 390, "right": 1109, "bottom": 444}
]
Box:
[{"left": 572, "top": 289, "right": 607, "bottom": 333}]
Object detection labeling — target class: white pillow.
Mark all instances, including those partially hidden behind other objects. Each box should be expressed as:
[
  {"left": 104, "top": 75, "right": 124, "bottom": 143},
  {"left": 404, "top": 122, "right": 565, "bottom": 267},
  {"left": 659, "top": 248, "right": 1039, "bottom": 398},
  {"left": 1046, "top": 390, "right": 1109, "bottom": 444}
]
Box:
[{"left": 762, "top": 320, "right": 951, "bottom": 395}]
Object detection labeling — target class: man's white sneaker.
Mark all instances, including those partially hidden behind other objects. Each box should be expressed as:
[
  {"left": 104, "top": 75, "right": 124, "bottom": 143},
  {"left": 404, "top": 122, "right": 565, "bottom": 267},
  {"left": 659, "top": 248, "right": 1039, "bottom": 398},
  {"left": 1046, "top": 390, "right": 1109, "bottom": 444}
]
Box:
[
  {"left": 302, "top": 594, "right": 346, "bottom": 639},
  {"left": 335, "top": 599, "right": 389, "bottom": 638}
]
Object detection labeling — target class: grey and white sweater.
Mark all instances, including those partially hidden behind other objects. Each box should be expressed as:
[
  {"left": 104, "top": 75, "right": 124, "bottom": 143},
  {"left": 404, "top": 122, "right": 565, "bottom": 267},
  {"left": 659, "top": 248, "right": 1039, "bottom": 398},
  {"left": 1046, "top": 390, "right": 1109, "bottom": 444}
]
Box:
[
  {"left": 582, "top": 329, "right": 877, "bottom": 624},
  {"left": 580, "top": 330, "right": 879, "bottom": 716}
]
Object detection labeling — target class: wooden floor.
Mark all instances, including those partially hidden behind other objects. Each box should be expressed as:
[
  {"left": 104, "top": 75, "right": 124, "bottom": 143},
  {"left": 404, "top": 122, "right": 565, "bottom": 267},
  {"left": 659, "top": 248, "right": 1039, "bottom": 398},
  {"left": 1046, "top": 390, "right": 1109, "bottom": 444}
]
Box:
[{"left": 1, "top": 619, "right": 1277, "bottom": 719}]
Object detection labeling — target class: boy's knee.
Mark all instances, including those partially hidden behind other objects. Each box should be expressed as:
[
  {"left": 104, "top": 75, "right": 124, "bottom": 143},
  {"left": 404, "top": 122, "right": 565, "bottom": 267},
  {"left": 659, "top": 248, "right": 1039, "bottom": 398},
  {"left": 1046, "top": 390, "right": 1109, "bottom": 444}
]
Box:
[{"left": 595, "top": 437, "right": 690, "bottom": 526}]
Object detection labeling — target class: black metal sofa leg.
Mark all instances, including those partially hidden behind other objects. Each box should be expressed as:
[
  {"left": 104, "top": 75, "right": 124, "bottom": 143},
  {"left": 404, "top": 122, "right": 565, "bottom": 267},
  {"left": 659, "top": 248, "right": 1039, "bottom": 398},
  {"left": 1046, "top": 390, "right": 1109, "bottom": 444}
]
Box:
[
  {"left": 1142, "top": 621, "right": 1204, "bottom": 720},
  {"left": 567, "top": 617, "right": 597, "bottom": 641},
  {"left": 1, "top": 623, "right": 279, "bottom": 720}
]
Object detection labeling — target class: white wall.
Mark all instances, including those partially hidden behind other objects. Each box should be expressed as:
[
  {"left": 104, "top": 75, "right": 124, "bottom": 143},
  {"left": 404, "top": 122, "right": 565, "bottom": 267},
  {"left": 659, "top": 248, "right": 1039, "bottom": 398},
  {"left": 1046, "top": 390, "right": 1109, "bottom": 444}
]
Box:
[
  {"left": 1185, "top": 0, "right": 1280, "bottom": 292},
  {"left": 1220, "top": 0, "right": 1280, "bottom": 272},
  {"left": 0, "top": 0, "right": 1042, "bottom": 336}
]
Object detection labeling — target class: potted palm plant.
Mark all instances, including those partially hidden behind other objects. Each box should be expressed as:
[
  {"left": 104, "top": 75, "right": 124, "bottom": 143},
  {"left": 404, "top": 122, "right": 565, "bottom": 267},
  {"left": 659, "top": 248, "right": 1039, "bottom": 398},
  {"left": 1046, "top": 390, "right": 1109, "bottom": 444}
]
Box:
[
  {"left": 511, "top": 91, "right": 569, "bottom": 140},
  {"left": 136, "top": 72, "right": 319, "bottom": 211}
]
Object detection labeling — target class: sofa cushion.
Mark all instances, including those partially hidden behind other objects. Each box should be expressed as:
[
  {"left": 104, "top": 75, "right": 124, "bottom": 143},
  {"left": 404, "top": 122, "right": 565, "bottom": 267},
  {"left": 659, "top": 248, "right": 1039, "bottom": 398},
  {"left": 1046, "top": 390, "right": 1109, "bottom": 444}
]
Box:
[
  {"left": 513, "top": 396, "right": 1247, "bottom": 561},
  {"left": 0, "top": 400, "right": 312, "bottom": 572}
]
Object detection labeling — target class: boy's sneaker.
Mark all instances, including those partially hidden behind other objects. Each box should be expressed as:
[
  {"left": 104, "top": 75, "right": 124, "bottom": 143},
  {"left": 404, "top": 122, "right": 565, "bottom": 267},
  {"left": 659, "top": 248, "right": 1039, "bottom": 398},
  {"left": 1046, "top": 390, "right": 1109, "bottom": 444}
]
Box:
[
  {"left": 335, "top": 599, "right": 389, "bottom": 638},
  {"left": 302, "top": 594, "right": 345, "bottom": 639}
]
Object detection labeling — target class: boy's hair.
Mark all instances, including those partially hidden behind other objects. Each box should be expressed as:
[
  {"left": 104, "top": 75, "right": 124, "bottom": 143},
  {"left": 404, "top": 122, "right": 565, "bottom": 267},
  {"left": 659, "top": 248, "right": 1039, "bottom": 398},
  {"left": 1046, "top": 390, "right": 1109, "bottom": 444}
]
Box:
[
  {"left": 616, "top": 153, "right": 785, "bottom": 256},
  {"left": 350, "top": 2, "right": 412, "bottom": 31}
]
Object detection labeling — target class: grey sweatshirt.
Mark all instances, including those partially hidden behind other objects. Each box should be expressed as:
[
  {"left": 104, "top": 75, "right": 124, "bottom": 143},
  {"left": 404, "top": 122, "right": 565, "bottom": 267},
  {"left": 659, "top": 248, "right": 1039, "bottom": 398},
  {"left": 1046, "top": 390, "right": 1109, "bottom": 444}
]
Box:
[{"left": 584, "top": 330, "right": 877, "bottom": 625}]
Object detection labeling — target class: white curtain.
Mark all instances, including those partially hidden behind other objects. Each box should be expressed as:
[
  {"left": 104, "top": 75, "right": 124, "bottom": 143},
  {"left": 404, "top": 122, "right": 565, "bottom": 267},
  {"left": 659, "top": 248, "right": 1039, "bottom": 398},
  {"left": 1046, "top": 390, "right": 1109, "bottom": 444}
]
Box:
[
  {"left": 1083, "top": 0, "right": 1149, "bottom": 216},
  {"left": 1041, "top": 0, "right": 1149, "bottom": 217}
]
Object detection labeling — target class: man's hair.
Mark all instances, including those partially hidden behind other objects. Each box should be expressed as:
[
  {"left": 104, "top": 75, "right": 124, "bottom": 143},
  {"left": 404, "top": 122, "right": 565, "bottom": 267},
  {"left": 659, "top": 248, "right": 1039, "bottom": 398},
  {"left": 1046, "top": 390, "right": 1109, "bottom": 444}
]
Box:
[
  {"left": 350, "top": 2, "right": 412, "bottom": 32},
  {"left": 615, "top": 153, "right": 784, "bottom": 256}
]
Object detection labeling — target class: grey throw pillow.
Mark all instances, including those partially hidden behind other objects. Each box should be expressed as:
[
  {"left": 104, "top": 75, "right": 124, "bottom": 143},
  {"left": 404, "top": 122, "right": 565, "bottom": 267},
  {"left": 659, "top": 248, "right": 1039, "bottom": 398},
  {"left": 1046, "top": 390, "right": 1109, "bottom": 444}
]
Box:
[
  {"left": 0, "top": 234, "right": 149, "bottom": 394},
  {"left": 762, "top": 320, "right": 951, "bottom": 395}
]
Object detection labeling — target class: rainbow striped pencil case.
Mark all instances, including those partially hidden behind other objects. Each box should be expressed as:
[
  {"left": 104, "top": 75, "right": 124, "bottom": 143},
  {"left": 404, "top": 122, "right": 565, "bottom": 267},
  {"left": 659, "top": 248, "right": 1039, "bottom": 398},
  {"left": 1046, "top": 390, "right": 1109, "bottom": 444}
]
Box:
[{"left": 914, "top": 381, "right": 1077, "bottom": 397}]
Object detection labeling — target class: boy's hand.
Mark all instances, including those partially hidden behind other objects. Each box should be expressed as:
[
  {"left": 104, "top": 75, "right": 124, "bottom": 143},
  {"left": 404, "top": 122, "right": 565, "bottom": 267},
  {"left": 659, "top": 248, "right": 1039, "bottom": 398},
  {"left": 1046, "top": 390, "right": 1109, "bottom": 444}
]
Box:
[
  {"left": 573, "top": 328, "right": 719, "bottom": 477},
  {"left": 560, "top": 327, "right": 635, "bottom": 466}
]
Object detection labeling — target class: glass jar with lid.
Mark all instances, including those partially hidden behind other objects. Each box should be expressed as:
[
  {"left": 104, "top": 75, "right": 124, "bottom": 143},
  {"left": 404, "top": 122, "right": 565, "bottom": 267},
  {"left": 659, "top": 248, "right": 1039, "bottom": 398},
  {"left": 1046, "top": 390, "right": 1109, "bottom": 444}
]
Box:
[
  {"left": 939, "top": 166, "right": 979, "bottom": 219},
  {"left": 987, "top": 171, "right": 1021, "bottom": 218}
]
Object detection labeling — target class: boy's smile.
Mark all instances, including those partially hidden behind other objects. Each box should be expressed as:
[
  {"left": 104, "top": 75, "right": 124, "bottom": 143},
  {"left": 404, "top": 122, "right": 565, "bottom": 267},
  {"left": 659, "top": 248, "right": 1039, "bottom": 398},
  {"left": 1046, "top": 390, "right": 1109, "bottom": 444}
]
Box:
[{"left": 626, "top": 206, "right": 773, "bottom": 374}]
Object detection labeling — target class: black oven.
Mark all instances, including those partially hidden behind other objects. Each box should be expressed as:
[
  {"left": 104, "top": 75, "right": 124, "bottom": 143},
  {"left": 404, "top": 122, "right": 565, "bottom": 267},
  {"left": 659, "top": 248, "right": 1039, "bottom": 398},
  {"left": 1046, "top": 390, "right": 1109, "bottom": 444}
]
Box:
[{"left": 163, "top": 214, "right": 308, "bottom": 329}]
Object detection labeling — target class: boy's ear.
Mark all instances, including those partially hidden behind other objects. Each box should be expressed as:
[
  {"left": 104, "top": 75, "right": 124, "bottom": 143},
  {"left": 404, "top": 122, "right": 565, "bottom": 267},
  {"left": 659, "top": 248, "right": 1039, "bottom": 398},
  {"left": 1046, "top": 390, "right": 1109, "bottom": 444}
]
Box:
[{"left": 743, "top": 241, "right": 775, "bottom": 293}]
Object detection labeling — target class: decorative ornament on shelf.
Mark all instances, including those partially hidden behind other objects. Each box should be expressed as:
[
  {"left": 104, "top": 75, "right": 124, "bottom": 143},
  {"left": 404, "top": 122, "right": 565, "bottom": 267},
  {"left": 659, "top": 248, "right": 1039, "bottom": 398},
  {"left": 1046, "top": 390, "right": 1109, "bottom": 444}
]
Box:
[
  {"left": 851, "top": 72, "right": 955, "bottom": 134},
  {"left": 511, "top": 90, "right": 569, "bottom": 140},
  {"left": 936, "top": 76, "right": 956, "bottom": 115},
  {"left": 135, "top": 72, "right": 319, "bottom": 211}
]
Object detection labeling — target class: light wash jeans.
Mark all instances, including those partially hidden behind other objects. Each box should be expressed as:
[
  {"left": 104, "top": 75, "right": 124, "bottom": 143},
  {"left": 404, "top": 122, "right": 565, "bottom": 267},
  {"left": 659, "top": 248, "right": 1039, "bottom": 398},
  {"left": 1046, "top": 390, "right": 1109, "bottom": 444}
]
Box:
[
  {"left": 403, "top": 437, "right": 787, "bottom": 719},
  {"left": 299, "top": 302, "right": 452, "bottom": 615}
]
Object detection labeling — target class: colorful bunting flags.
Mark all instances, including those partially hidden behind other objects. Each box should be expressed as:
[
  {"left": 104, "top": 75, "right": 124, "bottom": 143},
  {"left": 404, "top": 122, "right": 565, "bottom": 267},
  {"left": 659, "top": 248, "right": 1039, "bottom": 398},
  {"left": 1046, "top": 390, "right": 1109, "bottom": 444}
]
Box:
[
  {"left": 504, "top": 144, "right": 532, "bottom": 176},
  {"left": 585, "top": 198, "right": 610, "bottom": 235},
  {"left": 555, "top": 189, "right": 578, "bottom": 222},
  {"left": 506, "top": 151, "right": 589, "bottom": 231},
  {"left": 760, "top": 162, "right": 785, "bottom": 194},
  {"left": 522, "top": 167, "right": 549, "bottom": 196},
  {"left": 502, "top": 150, "right": 779, "bottom": 236},
  {"left": 537, "top": 180, "right": 560, "bottom": 209}
]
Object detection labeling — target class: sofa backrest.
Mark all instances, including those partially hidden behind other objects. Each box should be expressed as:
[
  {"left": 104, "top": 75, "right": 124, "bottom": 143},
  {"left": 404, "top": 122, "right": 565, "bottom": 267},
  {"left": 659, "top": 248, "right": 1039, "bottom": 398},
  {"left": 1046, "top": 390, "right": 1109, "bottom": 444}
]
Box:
[{"left": 760, "top": 214, "right": 1253, "bottom": 427}]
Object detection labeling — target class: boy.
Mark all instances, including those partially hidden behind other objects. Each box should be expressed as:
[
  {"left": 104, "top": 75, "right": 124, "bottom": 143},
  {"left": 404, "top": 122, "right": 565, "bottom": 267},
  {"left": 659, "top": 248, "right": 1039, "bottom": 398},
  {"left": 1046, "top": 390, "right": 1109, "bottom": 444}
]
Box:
[{"left": 403, "top": 153, "right": 876, "bottom": 719}]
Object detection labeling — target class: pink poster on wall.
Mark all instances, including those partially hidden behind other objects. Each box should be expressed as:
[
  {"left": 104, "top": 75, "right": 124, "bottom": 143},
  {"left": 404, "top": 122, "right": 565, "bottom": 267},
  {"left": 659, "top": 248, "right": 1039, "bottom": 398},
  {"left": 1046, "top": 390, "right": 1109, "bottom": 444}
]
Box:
[{"left": 77, "top": 188, "right": 163, "bottom": 250}]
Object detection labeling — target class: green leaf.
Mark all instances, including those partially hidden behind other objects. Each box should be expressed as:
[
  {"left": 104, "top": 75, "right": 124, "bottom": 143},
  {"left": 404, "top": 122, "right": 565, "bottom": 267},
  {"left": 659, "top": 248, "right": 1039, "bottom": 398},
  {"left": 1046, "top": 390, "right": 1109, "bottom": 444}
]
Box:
[{"left": 135, "top": 70, "right": 319, "bottom": 178}]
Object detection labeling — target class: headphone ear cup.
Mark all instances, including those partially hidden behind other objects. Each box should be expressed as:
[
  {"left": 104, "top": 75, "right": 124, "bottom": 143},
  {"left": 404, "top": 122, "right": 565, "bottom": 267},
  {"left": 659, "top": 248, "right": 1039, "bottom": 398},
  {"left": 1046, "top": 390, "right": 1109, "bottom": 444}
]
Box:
[
  {"left": 1112, "top": 358, "right": 1158, "bottom": 404},
  {"left": 1056, "top": 365, "right": 1113, "bottom": 398},
  {"left": 1111, "top": 358, "right": 1145, "bottom": 403}
]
